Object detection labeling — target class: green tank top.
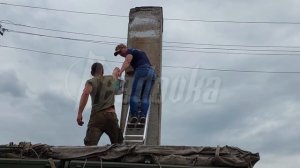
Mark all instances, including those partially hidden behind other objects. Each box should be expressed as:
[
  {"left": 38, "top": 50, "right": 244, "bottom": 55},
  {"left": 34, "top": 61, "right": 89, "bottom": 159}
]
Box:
[{"left": 86, "top": 75, "right": 116, "bottom": 113}]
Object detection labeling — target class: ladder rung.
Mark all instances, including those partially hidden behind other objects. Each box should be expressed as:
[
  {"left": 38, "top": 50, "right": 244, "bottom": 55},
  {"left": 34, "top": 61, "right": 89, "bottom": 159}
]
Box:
[
  {"left": 123, "top": 99, "right": 151, "bottom": 145},
  {"left": 126, "top": 127, "right": 145, "bottom": 130},
  {"left": 125, "top": 135, "right": 144, "bottom": 138},
  {"left": 124, "top": 140, "right": 144, "bottom": 143}
]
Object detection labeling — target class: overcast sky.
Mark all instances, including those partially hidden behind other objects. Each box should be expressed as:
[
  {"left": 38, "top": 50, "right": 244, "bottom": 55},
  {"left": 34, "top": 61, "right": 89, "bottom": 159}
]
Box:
[{"left": 1, "top": 0, "right": 300, "bottom": 168}]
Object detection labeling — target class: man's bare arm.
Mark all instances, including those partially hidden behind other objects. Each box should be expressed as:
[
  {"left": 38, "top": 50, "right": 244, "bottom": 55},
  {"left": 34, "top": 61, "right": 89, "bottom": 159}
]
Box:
[
  {"left": 77, "top": 83, "right": 92, "bottom": 126},
  {"left": 119, "top": 54, "right": 133, "bottom": 76}
]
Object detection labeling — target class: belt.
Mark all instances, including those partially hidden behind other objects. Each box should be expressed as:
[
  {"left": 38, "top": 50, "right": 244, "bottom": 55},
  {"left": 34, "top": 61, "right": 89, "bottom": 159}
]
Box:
[{"left": 136, "top": 64, "right": 152, "bottom": 69}]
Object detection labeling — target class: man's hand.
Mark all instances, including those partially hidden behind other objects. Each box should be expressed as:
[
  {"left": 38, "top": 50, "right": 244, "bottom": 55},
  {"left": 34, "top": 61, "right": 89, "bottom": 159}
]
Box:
[
  {"left": 118, "top": 70, "right": 123, "bottom": 77},
  {"left": 77, "top": 113, "right": 84, "bottom": 126},
  {"left": 113, "top": 67, "right": 121, "bottom": 79},
  {"left": 76, "top": 84, "right": 91, "bottom": 126}
]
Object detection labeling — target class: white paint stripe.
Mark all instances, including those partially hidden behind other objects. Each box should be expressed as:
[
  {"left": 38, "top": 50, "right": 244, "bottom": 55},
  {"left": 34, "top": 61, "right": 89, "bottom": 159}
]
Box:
[{"left": 129, "top": 30, "right": 159, "bottom": 38}]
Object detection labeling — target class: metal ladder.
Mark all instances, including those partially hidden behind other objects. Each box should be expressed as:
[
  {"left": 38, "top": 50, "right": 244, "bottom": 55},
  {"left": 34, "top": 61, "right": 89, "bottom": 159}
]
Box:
[{"left": 123, "top": 106, "right": 150, "bottom": 145}]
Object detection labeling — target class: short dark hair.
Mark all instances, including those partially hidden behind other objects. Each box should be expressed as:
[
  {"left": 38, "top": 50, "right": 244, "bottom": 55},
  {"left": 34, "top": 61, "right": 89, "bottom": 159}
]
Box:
[{"left": 91, "top": 62, "right": 104, "bottom": 76}]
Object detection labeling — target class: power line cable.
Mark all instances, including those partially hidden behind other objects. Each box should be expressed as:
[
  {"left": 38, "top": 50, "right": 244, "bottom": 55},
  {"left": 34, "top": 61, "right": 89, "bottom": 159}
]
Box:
[
  {"left": 3, "top": 20, "right": 300, "bottom": 49},
  {"left": 164, "top": 18, "right": 300, "bottom": 25},
  {"left": 0, "top": 44, "right": 122, "bottom": 62},
  {"left": 163, "top": 45, "right": 300, "bottom": 53},
  {"left": 1, "top": 2, "right": 300, "bottom": 25},
  {"left": 1, "top": 44, "right": 300, "bottom": 74},
  {"left": 7, "top": 29, "right": 118, "bottom": 45},
  {"left": 163, "top": 48, "right": 300, "bottom": 56},
  {"left": 162, "top": 65, "right": 300, "bottom": 74},
  {"left": 0, "top": 20, "right": 127, "bottom": 39},
  {"left": 6, "top": 28, "right": 300, "bottom": 56},
  {"left": 163, "top": 41, "right": 300, "bottom": 49},
  {"left": 0, "top": 2, "right": 128, "bottom": 18}
]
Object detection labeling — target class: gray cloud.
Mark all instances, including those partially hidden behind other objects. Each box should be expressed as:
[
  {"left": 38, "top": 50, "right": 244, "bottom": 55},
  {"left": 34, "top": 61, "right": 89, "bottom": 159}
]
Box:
[
  {"left": 0, "top": 70, "right": 27, "bottom": 97},
  {"left": 1, "top": 0, "right": 300, "bottom": 168}
]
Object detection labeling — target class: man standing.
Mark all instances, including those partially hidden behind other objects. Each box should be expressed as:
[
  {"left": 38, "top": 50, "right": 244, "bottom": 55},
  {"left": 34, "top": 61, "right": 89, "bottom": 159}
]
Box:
[
  {"left": 114, "top": 44, "right": 156, "bottom": 124},
  {"left": 76, "top": 62, "right": 123, "bottom": 145}
]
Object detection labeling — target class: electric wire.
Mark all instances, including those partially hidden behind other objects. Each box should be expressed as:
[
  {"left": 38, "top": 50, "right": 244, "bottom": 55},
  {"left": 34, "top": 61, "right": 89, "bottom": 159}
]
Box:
[
  {"left": 1, "top": 2, "right": 300, "bottom": 25},
  {"left": 1, "top": 44, "right": 300, "bottom": 74}
]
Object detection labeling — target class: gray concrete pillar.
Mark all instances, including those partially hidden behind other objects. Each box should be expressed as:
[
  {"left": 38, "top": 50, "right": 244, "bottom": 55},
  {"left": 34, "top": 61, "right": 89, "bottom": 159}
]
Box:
[{"left": 120, "top": 7, "right": 163, "bottom": 145}]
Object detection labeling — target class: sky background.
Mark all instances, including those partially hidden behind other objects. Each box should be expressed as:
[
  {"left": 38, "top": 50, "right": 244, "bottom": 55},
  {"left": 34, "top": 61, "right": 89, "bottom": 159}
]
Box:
[{"left": 1, "top": 0, "right": 300, "bottom": 168}]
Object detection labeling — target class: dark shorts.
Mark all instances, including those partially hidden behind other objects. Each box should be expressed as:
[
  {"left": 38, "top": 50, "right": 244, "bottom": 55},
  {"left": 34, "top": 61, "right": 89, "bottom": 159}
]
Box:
[{"left": 84, "top": 110, "right": 123, "bottom": 146}]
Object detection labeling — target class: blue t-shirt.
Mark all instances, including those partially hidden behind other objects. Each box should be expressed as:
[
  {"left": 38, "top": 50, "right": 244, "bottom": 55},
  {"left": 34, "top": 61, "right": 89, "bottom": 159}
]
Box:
[{"left": 127, "top": 48, "right": 151, "bottom": 70}]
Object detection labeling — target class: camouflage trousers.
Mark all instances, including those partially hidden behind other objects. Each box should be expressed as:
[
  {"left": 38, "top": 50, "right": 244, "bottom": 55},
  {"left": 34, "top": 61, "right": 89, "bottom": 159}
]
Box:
[{"left": 84, "top": 110, "right": 123, "bottom": 145}]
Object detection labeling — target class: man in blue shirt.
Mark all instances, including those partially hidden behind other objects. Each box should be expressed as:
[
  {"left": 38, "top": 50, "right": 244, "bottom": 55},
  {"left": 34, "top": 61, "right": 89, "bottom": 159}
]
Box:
[{"left": 114, "top": 44, "right": 156, "bottom": 124}]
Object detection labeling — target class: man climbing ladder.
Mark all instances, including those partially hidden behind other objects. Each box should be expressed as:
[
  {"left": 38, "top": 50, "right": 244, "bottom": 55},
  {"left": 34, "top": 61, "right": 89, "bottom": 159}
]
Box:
[{"left": 114, "top": 43, "right": 156, "bottom": 125}]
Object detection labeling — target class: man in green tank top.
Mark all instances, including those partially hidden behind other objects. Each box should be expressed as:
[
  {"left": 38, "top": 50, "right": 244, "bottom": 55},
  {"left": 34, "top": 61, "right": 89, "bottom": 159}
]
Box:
[{"left": 76, "top": 62, "right": 123, "bottom": 145}]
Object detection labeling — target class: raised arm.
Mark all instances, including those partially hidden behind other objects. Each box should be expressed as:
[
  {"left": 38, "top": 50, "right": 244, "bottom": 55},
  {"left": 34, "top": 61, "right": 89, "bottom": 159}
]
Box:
[
  {"left": 119, "top": 54, "right": 133, "bottom": 77},
  {"left": 76, "top": 83, "right": 92, "bottom": 126}
]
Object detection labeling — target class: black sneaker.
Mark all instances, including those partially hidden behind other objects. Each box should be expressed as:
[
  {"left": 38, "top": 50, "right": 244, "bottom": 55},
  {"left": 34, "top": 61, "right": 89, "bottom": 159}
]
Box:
[
  {"left": 129, "top": 117, "right": 138, "bottom": 124},
  {"left": 139, "top": 117, "right": 146, "bottom": 124}
]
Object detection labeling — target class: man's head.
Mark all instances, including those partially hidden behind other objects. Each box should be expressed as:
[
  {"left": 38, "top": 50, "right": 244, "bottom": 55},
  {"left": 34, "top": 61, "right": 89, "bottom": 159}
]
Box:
[
  {"left": 91, "top": 62, "right": 104, "bottom": 76},
  {"left": 114, "top": 43, "right": 127, "bottom": 57}
]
